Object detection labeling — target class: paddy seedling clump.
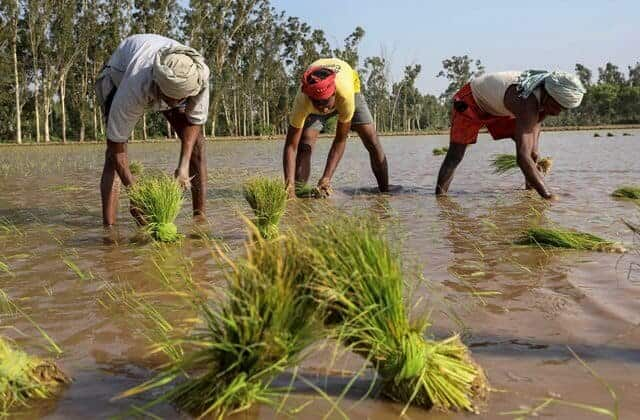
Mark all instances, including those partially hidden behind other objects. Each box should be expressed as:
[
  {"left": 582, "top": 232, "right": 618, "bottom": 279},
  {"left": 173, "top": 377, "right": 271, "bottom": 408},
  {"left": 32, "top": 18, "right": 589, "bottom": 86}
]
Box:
[
  {"left": 0, "top": 337, "right": 70, "bottom": 413},
  {"left": 119, "top": 235, "right": 321, "bottom": 418},
  {"left": 127, "top": 173, "right": 183, "bottom": 242},
  {"left": 432, "top": 147, "right": 449, "bottom": 156},
  {"left": 611, "top": 185, "right": 640, "bottom": 201},
  {"left": 307, "top": 216, "right": 487, "bottom": 412},
  {"left": 516, "top": 227, "right": 624, "bottom": 253},
  {"left": 243, "top": 177, "right": 287, "bottom": 239}
]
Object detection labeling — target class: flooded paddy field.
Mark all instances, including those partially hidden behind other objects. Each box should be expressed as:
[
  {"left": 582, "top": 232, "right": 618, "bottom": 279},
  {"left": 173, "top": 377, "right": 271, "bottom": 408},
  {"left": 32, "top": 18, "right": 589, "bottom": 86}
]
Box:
[{"left": 1, "top": 130, "right": 639, "bottom": 419}]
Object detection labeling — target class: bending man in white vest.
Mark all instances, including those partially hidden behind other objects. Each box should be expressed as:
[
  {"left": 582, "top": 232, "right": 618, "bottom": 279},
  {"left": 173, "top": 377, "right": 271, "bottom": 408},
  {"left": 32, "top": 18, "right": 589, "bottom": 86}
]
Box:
[{"left": 96, "top": 34, "right": 210, "bottom": 227}]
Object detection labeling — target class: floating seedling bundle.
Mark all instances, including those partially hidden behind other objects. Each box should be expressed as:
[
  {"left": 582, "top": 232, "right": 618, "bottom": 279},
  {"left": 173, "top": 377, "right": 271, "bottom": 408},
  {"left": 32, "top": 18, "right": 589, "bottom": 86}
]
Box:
[
  {"left": 119, "top": 234, "right": 321, "bottom": 418},
  {"left": 432, "top": 147, "right": 449, "bottom": 156},
  {"left": 516, "top": 227, "right": 625, "bottom": 253},
  {"left": 307, "top": 216, "right": 486, "bottom": 412},
  {"left": 0, "top": 337, "right": 70, "bottom": 413},
  {"left": 490, "top": 154, "right": 553, "bottom": 175},
  {"left": 243, "top": 177, "right": 287, "bottom": 239},
  {"left": 127, "top": 173, "right": 183, "bottom": 242},
  {"left": 611, "top": 186, "right": 640, "bottom": 200}
]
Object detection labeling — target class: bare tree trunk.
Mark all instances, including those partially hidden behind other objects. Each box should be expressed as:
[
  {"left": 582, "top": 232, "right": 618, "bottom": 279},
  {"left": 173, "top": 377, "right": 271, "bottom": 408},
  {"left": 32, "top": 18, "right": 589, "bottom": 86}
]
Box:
[
  {"left": 166, "top": 120, "right": 171, "bottom": 138},
  {"left": 60, "top": 79, "right": 67, "bottom": 143},
  {"left": 43, "top": 75, "right": 51, "bottom": 143},
  {"left": 142, "top": 113, "right": 148, "bottom": 141},
  {"left": 11, "top": 5, "right": 21, "bottom": 144}
]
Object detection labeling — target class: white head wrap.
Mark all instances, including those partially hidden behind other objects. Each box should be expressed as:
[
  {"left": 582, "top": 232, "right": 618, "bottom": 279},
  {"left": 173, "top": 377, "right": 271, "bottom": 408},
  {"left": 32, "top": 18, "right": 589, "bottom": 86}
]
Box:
[
  {"left": 544, "top": 72, "right": 586, "bottom": 109},
  {"left": 517, "top": 70, "right": 586, "bottom": 109},
  {"left": 153, "top": 45, "right": 206, "bottom": 99}
]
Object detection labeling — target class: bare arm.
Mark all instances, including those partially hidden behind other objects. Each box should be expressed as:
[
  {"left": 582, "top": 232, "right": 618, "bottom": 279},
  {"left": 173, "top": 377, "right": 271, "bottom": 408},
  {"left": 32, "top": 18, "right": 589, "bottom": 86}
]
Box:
[
  {"left": 513, "top": 99, "right": 551, "bottom": 198},
  {"left": 166, "top": 111, "right": 201, "bottom": 189},
  {"left": 435, "top": 143, "right": 467, "bottom": 195},
  {"left": 283, "top": 125, "right": 304, "bottom": 194},
  {"left": 318, "top": 121, "right": 351, "bottom": 188}
]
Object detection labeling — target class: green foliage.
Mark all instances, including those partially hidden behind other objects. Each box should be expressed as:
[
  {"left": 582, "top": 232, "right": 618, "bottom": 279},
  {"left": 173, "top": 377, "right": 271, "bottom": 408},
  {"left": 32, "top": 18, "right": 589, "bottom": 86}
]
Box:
[
  {"left": 0, "top": 337, "right": 70, "bottom": 414},
  {"left": 612, "top": 186, "right": 640, "bottom": 200},
  {"left": 127, "top": 173, "right": 183, "bottom": 242},
  {"left": 243, "top": 177, "right": 287, "bottom": 239},
  {"left": 307, "top": 216, "right": 486, "bottom": 412},
  {"left": 516, "top": 227, "right": 624, "bottom": 253}
]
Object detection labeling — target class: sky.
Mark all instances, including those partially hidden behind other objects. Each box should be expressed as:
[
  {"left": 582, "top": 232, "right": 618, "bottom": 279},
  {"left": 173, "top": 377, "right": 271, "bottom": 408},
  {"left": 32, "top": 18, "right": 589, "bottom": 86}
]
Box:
[{"left": 268, "top": 0, "right": 639, "bottom": 95}]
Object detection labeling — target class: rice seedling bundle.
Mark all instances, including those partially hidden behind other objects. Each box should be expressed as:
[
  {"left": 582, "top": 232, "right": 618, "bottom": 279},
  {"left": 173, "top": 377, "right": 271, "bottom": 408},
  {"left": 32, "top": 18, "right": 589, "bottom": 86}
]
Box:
[
  {"left": 295, "top": 182, "right": 320, "bottom": 198},
  {"left": 516, "top": 227, "right": 625, "bottom": 253},
  {"left": 307, "top": 216, "right": 486, "bottom": 412},
  {"left": 432, "top": 147, "right": 448, "bottom": 156},
  {"left": 611, "top": 186, "right": 640, "bottom": 200},
  {"left": 119, "top": 235, "right": 321, "bottom": 418},
  {"left": 490, "top": 154, "right": 517, "bottom": 174},
  {"left": 243, "top": 177, "right": 287, "bottom": 239},
  {"left": 593, "top": 133, "right": 601, "bottom": 137},
  {"left": 606, "top": 132, "right": 615, "bottom": 137},
  {"left": 129, "top": 160, "right": 144, "bottom": 177},
  {"left": 127, "top": 173, "right": 183, "bottom": 242},
  {"left": 0, "top": 337, "right": 69, "bottom": 413},
  {"left": 490, "top": 154, "right": 553, "bottom": 175}
]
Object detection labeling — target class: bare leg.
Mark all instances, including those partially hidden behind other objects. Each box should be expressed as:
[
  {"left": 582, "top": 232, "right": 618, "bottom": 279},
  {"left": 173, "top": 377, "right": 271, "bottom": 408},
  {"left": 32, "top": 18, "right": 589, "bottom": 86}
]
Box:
[
  {"left": 294, "top": 128, "right": 320, "bottom": 185},
  {"left": 101, "top": 140, "right": 129, "bottom": 226},
  {"left": 435, "top": 143, "right": 467, "bottom": 195},
  {"left": 352, "top": 123, "right": 389, "bottom": 192},
  {"left": 190, "top": 135, "right": 207, "bottom": 218}
]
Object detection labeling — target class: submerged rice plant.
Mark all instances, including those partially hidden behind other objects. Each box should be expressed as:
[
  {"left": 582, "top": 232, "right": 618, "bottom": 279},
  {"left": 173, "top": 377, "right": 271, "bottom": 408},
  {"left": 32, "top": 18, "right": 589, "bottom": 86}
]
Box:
[
  {"left": 129, "top": 160, "right": 145, "bottom": 177},
  {"left": 432, "top": 147, "right": 448, "bottom": 156},
  {"left": 119, "top": 234, "right": 321, "bottom": 418},
  {"left": 611, "top": 186, "right": 640, "bottom": 200},
  {"left": 516, "top": 227, "right": 625, "bottom": 253},
  {"left": 127, "top": 173, "right": 183, "bottom": 242},
  {"left": 0, "top": 337, "right": 70, "bottom": 413},
  {"left": 243, "top": 177, "right": 287, "bottom": 239},
  {"left": 307, "top": 216, "right": 486, "bottom": 412}
]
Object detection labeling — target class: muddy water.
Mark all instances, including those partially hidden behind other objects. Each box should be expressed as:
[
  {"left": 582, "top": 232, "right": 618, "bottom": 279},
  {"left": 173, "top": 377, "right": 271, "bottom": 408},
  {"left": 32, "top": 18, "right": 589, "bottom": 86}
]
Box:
[{"left": 1, "top": 130, "right": 639, "bottom": 419}]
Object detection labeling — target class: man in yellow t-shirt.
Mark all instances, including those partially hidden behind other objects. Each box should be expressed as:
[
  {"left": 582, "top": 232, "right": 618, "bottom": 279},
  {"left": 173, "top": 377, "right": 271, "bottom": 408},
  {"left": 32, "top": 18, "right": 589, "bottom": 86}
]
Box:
[{"left": 282, "top": 58, "right": 388, "bottom": 197}]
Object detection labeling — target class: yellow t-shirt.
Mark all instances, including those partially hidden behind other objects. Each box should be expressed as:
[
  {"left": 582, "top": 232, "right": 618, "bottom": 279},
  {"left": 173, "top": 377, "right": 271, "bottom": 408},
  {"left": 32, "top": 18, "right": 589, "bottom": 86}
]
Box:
[{"left": 289, "top": 58, "right": 361, "bottom": 128}]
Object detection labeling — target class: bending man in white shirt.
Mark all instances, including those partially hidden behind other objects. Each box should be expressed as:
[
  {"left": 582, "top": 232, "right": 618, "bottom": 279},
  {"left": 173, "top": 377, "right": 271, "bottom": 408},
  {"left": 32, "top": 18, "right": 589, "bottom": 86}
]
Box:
[{"left": 96, "top": 34, "right": 210, "bottom": 227}]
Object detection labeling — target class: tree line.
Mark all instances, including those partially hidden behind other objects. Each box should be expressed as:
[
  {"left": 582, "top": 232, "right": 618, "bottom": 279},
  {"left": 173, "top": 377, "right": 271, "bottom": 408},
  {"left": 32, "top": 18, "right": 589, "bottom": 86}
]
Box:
[{"left": 0, "top": 0, "right": 637, "bottom": 144}]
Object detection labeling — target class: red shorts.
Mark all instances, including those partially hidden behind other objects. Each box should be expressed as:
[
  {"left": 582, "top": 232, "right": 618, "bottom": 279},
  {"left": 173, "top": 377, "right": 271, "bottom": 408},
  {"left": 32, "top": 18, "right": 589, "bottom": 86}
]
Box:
[{"left": 450, "top": 83, "right": 516, "bottom": 145}]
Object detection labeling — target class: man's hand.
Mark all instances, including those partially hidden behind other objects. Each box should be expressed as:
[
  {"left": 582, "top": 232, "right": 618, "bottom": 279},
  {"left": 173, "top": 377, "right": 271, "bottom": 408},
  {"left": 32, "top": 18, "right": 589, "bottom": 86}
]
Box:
[
  {"left": 129, "top": 201, "right": 146, "bottom": 226},
  {"left": 174, "top": 167, "right": 193, "bottom": 190},
  {"left": 285, "top": 181, "right": 296, "bottom": 199},
  {"left": 316, "top": 178, "right": 333, "bottom": 198}
]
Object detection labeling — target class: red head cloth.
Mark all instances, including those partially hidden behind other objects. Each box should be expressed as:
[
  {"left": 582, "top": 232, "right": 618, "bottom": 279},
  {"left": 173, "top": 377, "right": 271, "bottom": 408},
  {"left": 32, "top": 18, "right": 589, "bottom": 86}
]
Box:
[{"left": 301, "top": 66, "right": 337, "bottom": 100}]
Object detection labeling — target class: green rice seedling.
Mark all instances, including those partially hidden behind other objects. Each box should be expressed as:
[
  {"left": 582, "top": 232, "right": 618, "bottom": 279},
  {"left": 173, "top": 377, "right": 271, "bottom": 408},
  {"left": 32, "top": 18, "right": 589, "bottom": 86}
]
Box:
[
  {"left": 0, "top": 337, "right": 70, "bottom": 413},
  {"left": 118, "top": 234, "right": 322, "bottom": 418},
  {"left": 611, "top": 186, "right": 640, "bottom": 200},
  {"left": 516, "top": 227, "right": 625, "bottom": 253},
  {"left": 307, "top": 216, "right": 486, "bottom": 413},
  {"left": 243, "top": 177, "right": 287, "bottom": 239},
  {"left": 295, "top": 182, "right": 320, "bottom": 198},
  {"left": 623, "top": 132, "right": 632, "bottom": 136},
  {"left": 432, "top": 147, "right": 448, "bottom": 156},
  {"left": 129, "top": 160, "right": 145, "bottom": 177},
  {"left": 490, "top": 154, "right": 517, "bottom": 174},
  {"left": 606, "top": 132, "right": 615, "bottom": 137},
  {"left": 491, "top": 154, "right": 553, "bottom": 175},
  {"left": 593, "top": 133, "right": 601, "bottom": 137},
  {"left": 127, "top": 173, "right": 183, "bottom": 242}
]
